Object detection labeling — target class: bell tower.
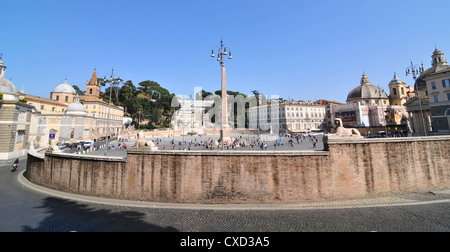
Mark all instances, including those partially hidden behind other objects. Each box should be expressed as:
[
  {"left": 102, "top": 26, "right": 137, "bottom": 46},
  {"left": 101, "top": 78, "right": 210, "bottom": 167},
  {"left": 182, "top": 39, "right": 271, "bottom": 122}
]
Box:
[
  {"left": 432, "top": 47, "right": 447, "bottom": 67},
  {"left": 85, "top": 69, "right": 100, "bottom": 99},
  {"left": 389, "top": 73, "right": 407, "bottom": 105}
]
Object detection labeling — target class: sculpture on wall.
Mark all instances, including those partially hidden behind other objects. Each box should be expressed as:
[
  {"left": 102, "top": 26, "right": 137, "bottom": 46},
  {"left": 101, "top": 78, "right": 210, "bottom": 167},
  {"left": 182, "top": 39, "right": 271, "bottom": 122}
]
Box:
[
  {"left": 48, "top": 140, "right": 61, "bottom": 153},
  {"left": 39, "top": 128, "right": 50, "bottom": 148},
  {"left": 135, "top": 132, "right": 158, "bottom": 151},
  {"left": 334, "top": 118, "right": 361, "bottom": 137}
]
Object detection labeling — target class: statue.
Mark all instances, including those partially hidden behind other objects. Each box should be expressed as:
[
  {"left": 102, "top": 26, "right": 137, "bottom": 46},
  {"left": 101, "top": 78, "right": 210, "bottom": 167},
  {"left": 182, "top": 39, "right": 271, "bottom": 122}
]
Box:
[
  {"left": 48, "top": 140, "right": 61, "bottom": 153},
  {"left": 334, "top": 118, "right": 361, "bottom": 137},
  {"left": 135, "top": 132, "right": 158, "bottom": 151},
  {"left": 39, "top": 128, "right": 50, "bottom": 148},
  {"left": 406, "top": 114, "right": 413, "bottom": 136},
  {"left": 28, "top": 140, "right": 36, "bottom": 151}
]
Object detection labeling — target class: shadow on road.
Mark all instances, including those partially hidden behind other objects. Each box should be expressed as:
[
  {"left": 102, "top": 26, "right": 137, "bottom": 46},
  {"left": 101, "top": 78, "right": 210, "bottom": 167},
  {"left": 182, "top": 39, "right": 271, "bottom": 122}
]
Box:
[{"left": 22, "top": 197, "right": 178, "bottom": 232}]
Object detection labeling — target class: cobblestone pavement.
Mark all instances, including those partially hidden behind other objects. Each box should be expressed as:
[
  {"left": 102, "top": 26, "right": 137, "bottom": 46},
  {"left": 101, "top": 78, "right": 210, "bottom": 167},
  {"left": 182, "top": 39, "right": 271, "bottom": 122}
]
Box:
[{"left": 1, "top": 158, "right": 449, "bottom": 232}]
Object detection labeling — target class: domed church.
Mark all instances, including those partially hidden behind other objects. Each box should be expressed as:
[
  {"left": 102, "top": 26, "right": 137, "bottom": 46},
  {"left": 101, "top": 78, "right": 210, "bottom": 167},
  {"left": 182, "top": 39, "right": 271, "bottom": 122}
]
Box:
[
  {"left": 346, "top": 73, "right": 390, "bottom": 106},
  {"left": 328, "top": 72, "right": 409, "bottom": 136},
  {"left": 0, "top": 55, "right": 37, "bottom": 160},
  {"left": 50, "top": 78, "right": 77, "bottom": 104}
]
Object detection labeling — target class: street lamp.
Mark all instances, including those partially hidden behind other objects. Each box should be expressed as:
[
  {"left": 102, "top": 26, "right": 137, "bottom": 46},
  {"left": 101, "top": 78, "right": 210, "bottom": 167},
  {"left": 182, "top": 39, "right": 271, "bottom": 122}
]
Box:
[
  {"left": 211, "top": 39, "right": 233, "bottom": 150},
  {"left": 103, "top": 69, "right": 122, "bottom": 155},
  {"left": 406, "top": 61, "right": 427, "bottom": 136}
]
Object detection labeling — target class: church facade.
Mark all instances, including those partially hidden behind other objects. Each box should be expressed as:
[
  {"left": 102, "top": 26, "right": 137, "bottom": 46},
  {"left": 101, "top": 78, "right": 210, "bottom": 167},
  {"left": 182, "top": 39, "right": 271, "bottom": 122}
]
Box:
[
  {"left": 0, "top": 56, "right": 38, "bottom": 160},
  {"left": 415, "top": 47, "right": 450, "bottom": 133},
  {"left": 35, "top": 69, "right": 124, "bottom": 145}
]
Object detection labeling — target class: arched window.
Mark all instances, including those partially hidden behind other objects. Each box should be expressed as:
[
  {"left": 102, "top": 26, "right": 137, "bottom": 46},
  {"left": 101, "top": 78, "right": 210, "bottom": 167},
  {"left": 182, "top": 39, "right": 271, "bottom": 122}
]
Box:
[
  {"left": 393, "top": 88, "right": 397, "bottom": 96},
  {"left": 401, "top": 87, "right": 405, "bottom": 95},
  {"left": 56, "top": 95, "right": 59, "bottom": 101},
  {"left": 65, "top": 96, "right": 69, "bottom": 102},
  {"left": 90, "top": 89, "right": 93, "bottom": 94}
]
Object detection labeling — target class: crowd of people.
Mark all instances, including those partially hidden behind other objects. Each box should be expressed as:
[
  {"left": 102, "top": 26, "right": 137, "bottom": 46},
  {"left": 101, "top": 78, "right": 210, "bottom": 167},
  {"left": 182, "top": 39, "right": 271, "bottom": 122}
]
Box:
[{"left": 147, "top": 133, "right": 323, "bottom": 151}]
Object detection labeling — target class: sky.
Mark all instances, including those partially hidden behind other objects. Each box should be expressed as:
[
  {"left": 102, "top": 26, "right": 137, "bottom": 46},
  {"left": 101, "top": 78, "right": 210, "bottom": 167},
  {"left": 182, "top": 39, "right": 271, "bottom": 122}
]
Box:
[{"left": 1, "top": 0, "right": 450, "bottom": 103}]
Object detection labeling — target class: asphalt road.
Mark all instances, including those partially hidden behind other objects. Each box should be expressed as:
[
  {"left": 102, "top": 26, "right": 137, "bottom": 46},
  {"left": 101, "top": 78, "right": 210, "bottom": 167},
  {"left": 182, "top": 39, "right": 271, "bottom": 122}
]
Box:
[{"left": 1, "top": 157, "right": 450, "bottom": 233}]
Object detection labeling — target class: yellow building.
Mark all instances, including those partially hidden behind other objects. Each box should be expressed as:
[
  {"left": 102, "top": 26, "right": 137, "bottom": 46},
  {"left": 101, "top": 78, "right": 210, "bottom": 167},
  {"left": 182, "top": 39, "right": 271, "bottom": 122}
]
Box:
[
  {"left": 25, "top": 94, "right": 68, "bottom": 114},
  {"left": 80, "top": 69, "right": 124, "bottom": 138},
  {"left": 389, "top": 73, "right": 411, "bottom": 106},
  {"left": 35, "top": 69, "right": 124, "bottom": 143}
]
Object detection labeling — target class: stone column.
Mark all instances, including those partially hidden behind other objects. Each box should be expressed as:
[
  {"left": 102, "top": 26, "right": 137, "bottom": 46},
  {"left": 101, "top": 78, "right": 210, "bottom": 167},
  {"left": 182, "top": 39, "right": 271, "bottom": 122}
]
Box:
[{"left": 221, "top": 64, "right": 230, "bottom": 142}]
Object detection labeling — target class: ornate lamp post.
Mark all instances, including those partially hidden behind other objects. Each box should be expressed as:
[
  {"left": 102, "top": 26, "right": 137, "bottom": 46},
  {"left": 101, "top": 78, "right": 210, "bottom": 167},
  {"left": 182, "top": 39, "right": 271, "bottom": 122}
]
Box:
[
  {"left": 406, "top": 61, "right": 427, "bottom": 136},
  {"left": 211, "top": 40, "right": 232, "bottom": 149},
  {"left": 103, "top": 69, "right": 122, "bottom": 155}
]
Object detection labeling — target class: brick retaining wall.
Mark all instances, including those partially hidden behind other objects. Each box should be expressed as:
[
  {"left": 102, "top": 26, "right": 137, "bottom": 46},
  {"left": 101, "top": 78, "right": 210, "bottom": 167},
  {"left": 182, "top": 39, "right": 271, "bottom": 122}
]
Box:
[{"left": 25, "top": 136, "right": 450, "bottom": 203}]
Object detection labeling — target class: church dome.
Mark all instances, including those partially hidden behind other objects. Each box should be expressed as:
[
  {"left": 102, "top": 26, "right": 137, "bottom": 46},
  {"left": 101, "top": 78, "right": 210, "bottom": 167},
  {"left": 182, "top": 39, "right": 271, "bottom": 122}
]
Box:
[
  {"left": 0, "top": 77, "right": 17, "bottom": 94},
  {"left": 347, "top": 73, "right": 388, "bottom": 102},
  {"left": 52, "top": 79, "right": 76, "bottom": 94},
  {"left": 0, "top": 55, "right": 17, "bottom": 95},
  {"left": 66, "top": 95, "right": 86, "bottom": 116}
]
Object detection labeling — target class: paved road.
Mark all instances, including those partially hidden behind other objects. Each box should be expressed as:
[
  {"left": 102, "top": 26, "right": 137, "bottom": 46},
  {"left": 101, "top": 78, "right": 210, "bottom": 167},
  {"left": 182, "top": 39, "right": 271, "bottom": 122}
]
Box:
[{"left": 1, "top": 157, "right": 450, "bottom": 232}]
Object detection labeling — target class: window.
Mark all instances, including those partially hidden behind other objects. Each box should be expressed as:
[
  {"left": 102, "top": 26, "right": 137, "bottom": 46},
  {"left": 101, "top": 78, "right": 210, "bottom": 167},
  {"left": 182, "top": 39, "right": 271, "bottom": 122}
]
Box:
[
  {"left": 447, "top": 93, "right": 450, "bottom": 101},
  {"left": 90, "top": 89, "right": 93, "bottom": 94},
  {"left": 433, "top": 95, "right": 439, "bottom": 103},
  {"left": 56, "top": 95, "right": 59, "bottom": 101},
  {"left": 431, "top": 82, "right": 436, "bottom": 89},
  {"left": 65, "top": 96, "right": 69, "bottom": 102},
  {"left": 443, "top": 79, "right": 450, "bottom": 88},
  {"left": 393, "top": 88, "right": 397, "bottom": 96},
  {"left": 16, "top": 130, "right": 25, "bottom": 144}
]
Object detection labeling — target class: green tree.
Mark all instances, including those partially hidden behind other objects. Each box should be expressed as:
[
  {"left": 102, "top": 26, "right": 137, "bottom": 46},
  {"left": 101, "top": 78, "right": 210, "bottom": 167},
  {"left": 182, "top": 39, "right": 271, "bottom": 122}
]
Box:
[{"left": 72, "top": 85, "right": 85, "bottom": 96}]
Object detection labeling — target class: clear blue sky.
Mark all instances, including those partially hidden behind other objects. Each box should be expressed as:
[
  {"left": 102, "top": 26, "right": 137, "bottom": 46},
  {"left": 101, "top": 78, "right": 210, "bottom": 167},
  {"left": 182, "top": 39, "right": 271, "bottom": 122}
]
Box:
[{"left": 1, "top": 0, "right": 449, "bottom": 103}]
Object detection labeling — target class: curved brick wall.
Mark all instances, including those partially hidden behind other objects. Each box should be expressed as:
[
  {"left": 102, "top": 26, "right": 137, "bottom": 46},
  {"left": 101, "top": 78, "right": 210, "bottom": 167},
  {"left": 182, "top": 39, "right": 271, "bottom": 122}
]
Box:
[{"left": 25, "top": 136, "right": 450, "bottom": 203}]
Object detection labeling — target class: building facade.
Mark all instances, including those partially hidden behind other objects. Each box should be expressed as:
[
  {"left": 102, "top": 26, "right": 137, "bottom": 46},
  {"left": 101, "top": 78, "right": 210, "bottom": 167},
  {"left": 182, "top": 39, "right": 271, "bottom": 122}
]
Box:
[
  {"left": 0, "top": 56, "right": 37, "bottom": 160},
  {"left": 34, "top": 69, "right": 124, "bottom": 144},
  {"left": 80, "top": 69, "right": 124, "bottom": 137},
  {"left": 329, "top": 73, "right": 408, "bottom": 136},
  {"left": 416, "top": 47, "right": 450, "bottom": 133},
  {"left": 248, "top": 101, "right": 326, "bottom": 133}
]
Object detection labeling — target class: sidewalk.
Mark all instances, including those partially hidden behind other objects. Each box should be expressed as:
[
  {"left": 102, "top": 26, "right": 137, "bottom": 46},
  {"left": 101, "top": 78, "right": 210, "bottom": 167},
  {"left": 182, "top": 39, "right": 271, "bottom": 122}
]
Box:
[{"left": 18, "top": 171, "right": 450, "bottom": 211}]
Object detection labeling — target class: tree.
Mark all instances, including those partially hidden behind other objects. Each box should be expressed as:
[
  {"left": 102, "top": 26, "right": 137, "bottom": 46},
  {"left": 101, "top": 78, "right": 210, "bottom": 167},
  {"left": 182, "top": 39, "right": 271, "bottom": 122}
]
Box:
[
  {"left": 119, "top": 81, "right": 137, "bottom": 101},
  {"left": 72, "top": 85, "right": 85, "bottom": 96}
]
